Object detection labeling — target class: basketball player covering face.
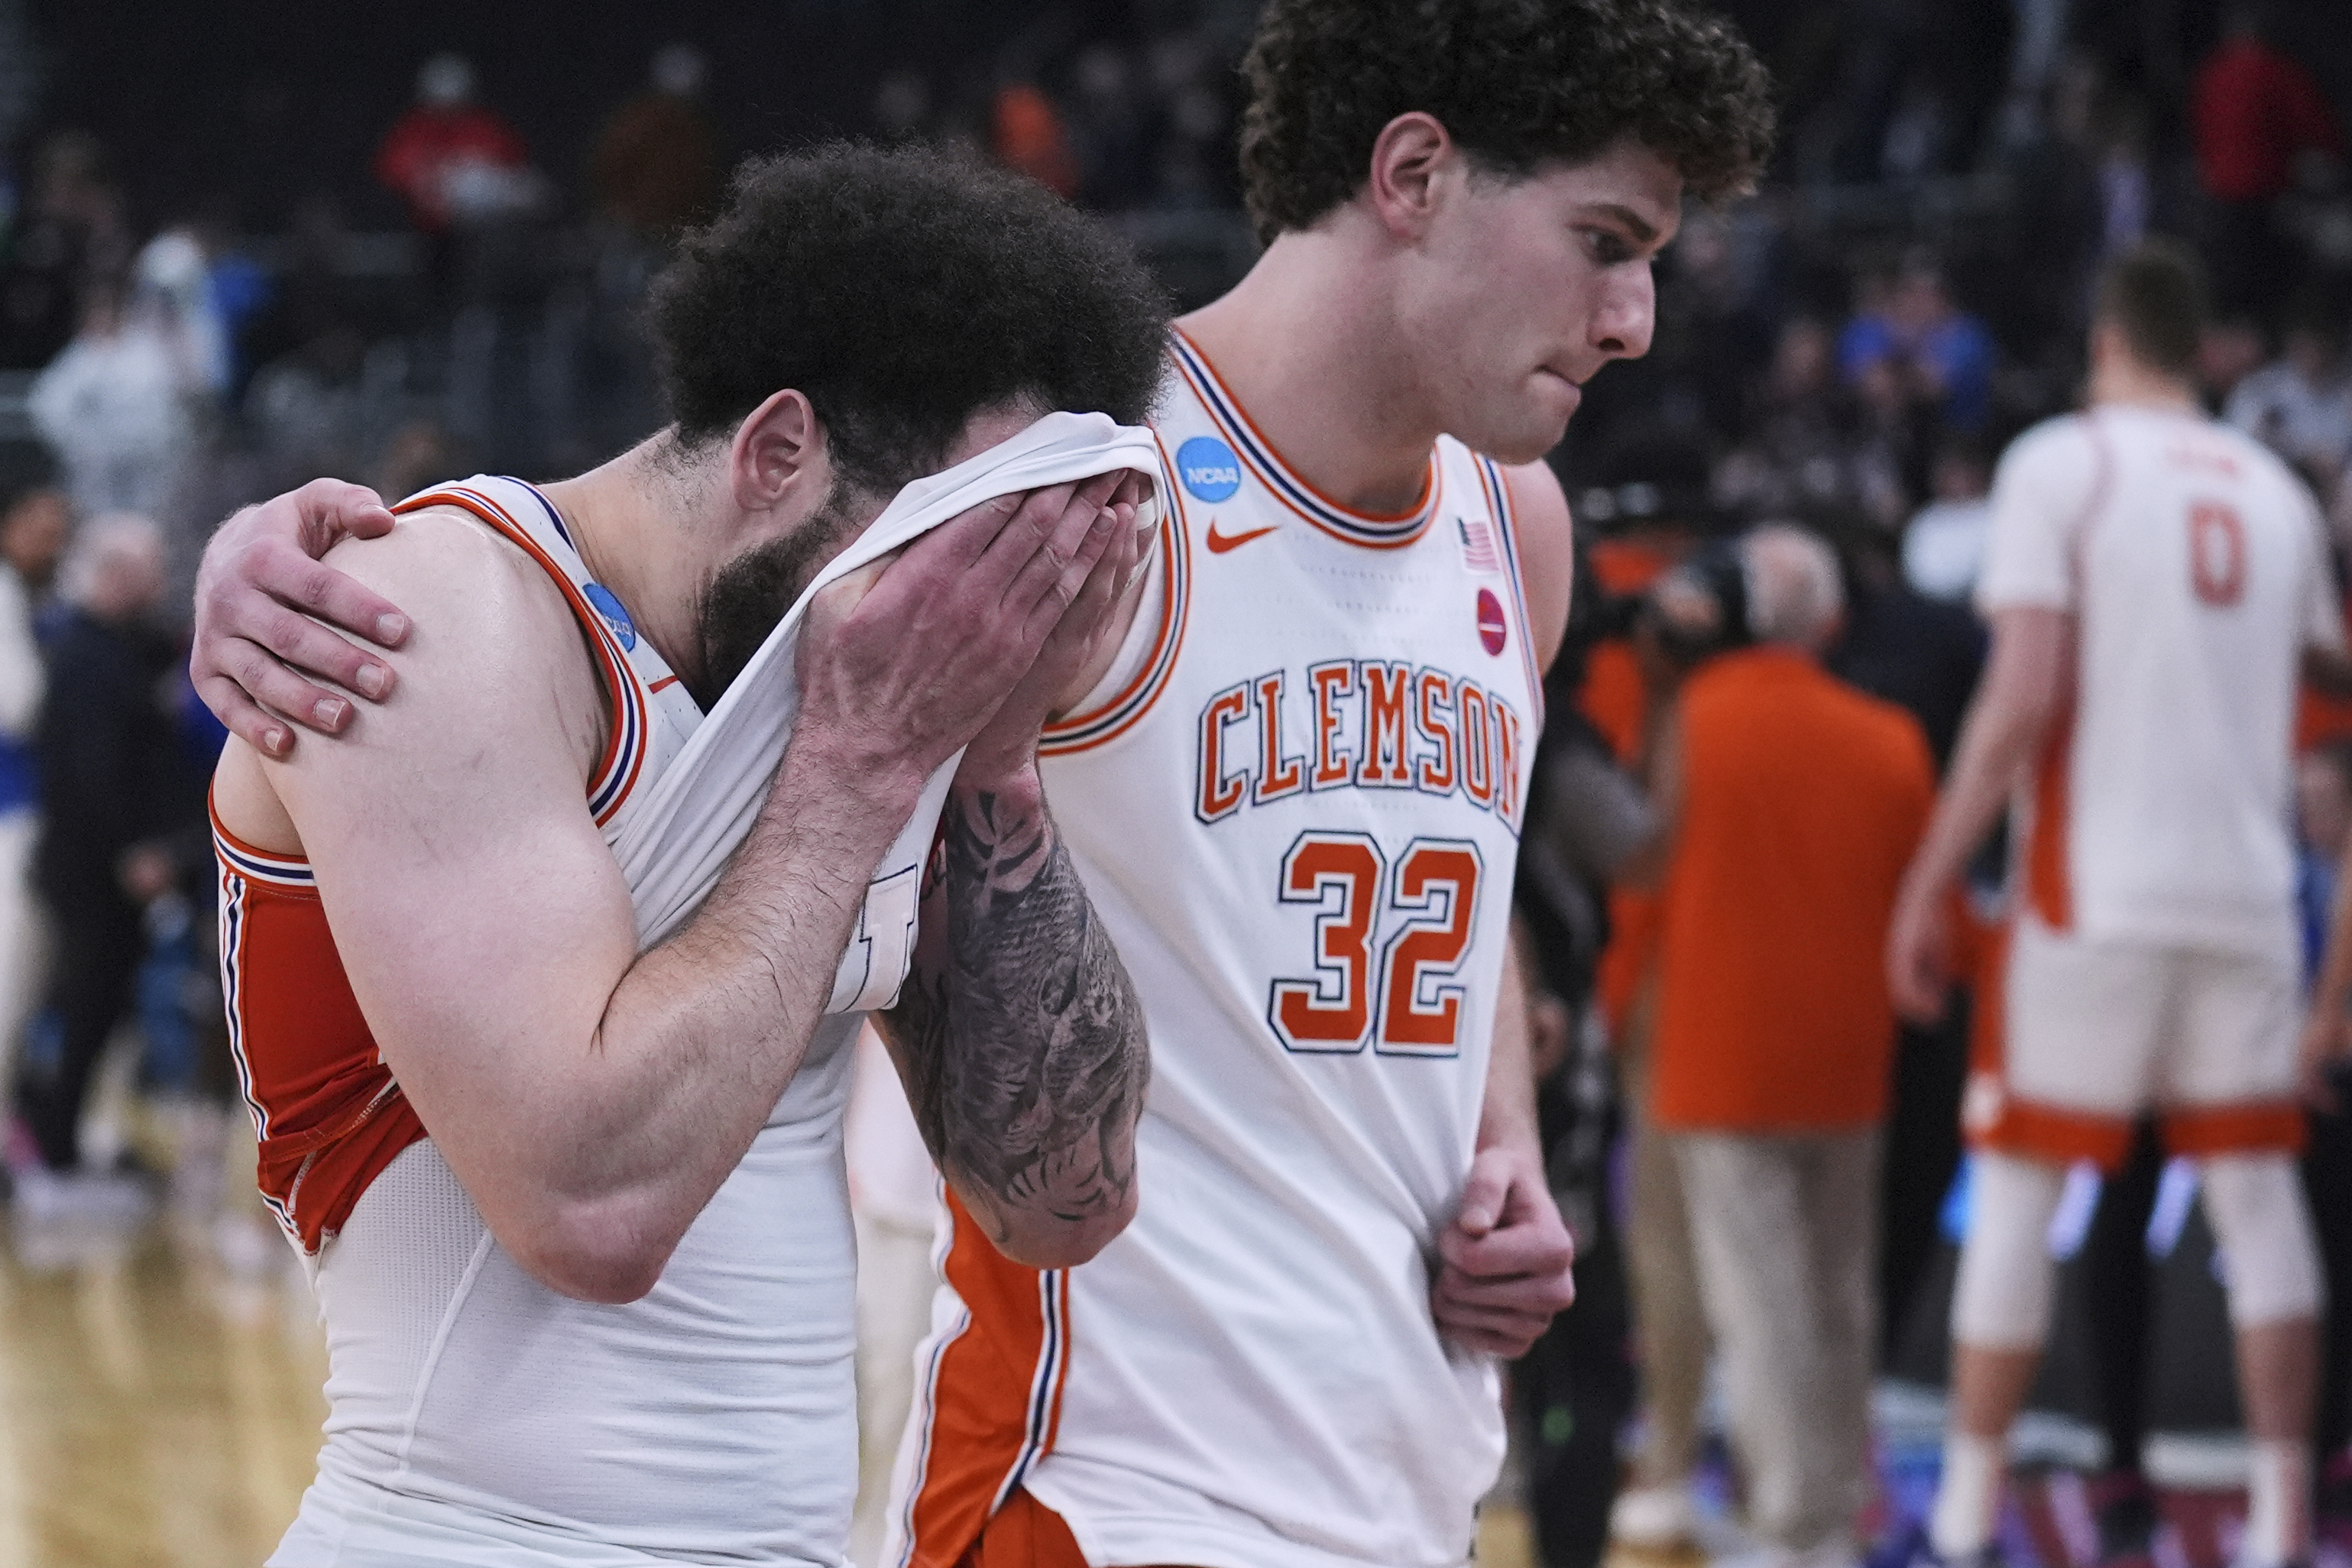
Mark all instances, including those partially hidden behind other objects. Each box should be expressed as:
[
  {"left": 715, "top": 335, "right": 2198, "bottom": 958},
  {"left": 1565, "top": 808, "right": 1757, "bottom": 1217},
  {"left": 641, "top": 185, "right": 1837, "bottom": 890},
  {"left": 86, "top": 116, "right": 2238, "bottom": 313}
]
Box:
[
  {"left": 193, "top": 5, "right": 1775, "bottom": 1564},
  {"left": 199, "top": 148, "right": 1171, "bottom": 1566}
]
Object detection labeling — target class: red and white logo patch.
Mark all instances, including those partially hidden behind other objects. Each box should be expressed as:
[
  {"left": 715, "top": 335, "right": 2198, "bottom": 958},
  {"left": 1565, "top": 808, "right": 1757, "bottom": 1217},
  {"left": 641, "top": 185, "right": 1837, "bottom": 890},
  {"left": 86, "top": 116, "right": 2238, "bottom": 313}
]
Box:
[{"left": 1476, "top": 588, "right": 1508, "bottom": 656}]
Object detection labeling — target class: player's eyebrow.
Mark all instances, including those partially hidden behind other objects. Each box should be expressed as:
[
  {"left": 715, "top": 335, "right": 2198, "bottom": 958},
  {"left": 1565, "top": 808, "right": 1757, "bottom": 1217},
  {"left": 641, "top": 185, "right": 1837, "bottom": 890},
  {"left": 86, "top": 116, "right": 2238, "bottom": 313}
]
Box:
[{"left": 1579, "top": 202, "right": 1664, "bottom": 245}]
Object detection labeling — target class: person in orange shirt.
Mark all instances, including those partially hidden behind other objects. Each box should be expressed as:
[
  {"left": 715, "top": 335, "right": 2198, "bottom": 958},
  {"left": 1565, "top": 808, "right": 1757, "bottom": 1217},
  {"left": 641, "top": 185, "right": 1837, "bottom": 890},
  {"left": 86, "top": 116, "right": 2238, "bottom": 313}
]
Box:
[{"left": 1644, "top": 524, "right": 1936, "bottom": 1568}]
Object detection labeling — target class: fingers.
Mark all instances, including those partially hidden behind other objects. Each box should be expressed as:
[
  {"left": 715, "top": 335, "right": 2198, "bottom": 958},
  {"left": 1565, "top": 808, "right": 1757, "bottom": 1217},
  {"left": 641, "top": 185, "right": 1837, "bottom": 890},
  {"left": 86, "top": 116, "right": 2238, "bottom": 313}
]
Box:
[
  {"left": 194, "top": 673, "right": 296, "bottom": 760},
  {"left": 1018, "top": 501, "right": 1122, "bottom": 646},
  {"left": 1438, "top": 1215, "right": 1575, "bottom": 1281},
  {"left": 1046, "top": 507, "right": 1135, "bottom": 646},
  {"left": 1421, "top": 1288, "right": 1571, "bottom": 1335},
  {"left": 209, "top": 634, "right": 359, "bottom": 738},
  {"left": 288, "top": 478, "right": 397, "bottom": 558},
  {"left": 1432, "top": 1292, "right": 1560, "bottom": 1359},
  {"left": 946, "top": 485, "right": 1073, "bottom": 594},
  {"left": 1886, "top": 909, "right": 1947, "bottom": 1025},
  {"left": 921, "top": 490, "right": 1032, "bottom": 575},
  {"left": 1003, "top": 474, "right": 1124, "bottom": 621},
  {"left": 1453, "top": 1157, "right": 1513, "bottom": 1239},
  {"left": 1892, "top": 953, "right": 1947, "bottom": 1025}
]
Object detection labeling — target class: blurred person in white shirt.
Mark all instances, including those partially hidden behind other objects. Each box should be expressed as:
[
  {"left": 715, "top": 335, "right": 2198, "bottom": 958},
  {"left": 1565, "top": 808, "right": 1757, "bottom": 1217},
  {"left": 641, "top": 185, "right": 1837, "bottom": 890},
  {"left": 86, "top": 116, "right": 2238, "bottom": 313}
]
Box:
[
  {"left": 1902, "top": 434, "right": 1996, "bottom": 604},
  {"left": 28, "top": 269, "right": 209, "bottom": 520},
  {"left": 2227, "top": 293, "right": 2352, "bottom": 486}
]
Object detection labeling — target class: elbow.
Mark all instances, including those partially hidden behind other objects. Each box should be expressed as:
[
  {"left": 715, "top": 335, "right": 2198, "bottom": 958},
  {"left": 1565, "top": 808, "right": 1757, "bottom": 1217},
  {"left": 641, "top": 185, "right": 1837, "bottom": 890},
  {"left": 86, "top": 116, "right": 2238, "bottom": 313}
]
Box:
[
  {"left": 507, "top": 1195, "right": 679, "bottom": 1304},
  {"left": 989, "top": 1183, "right": 1141, "bottom": 1272}
]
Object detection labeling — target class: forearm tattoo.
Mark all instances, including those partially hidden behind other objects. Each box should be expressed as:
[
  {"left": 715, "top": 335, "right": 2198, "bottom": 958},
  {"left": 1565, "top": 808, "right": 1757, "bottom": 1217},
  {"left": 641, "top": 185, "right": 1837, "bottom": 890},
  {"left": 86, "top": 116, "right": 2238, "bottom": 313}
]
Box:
[{"left": 886, "top": 786, "right": 1148, "bottom": 1234}]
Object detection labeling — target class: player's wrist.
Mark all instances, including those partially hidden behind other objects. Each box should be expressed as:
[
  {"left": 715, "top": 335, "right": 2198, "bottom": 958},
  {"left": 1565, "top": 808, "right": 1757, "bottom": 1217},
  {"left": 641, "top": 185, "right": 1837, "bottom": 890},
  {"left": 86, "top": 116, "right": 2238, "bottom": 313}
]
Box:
[
  {"left": 775, "top": 722, "right": 935, "bottom": 831},
  {"left": 951, "top": 736, "right": 1043, "bottom": 797}
]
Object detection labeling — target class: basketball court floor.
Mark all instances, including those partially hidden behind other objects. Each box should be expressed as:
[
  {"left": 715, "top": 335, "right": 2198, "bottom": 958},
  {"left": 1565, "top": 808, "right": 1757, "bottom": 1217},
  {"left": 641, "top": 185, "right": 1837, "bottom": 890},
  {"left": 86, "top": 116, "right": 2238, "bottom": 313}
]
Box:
[{"left": 0, "top": 1191, "right": 1545, "bottom": 1568}]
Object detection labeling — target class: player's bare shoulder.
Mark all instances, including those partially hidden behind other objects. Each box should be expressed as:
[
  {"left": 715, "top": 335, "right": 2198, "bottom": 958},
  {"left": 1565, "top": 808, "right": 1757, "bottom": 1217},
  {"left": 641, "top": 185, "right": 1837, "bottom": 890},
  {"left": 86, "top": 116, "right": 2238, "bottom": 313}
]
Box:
[
  {"left": 1498, "top": 458, "right": 1573, "bottom": 673},
  {"left": 283, "top": 504, "right": 608, "bottom": 784}
]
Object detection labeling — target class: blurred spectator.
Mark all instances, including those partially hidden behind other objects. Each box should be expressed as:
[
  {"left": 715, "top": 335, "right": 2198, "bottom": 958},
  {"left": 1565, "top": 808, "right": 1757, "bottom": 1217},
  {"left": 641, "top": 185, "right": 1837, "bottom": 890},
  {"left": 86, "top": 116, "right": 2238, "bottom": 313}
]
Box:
[
  {"left": 991, "top": 82, "right": 1080, "bottom": 199},
  {"left": 0, "top": 130, "right": 131, "bottom": 371},
  {"left": 374, "top": 55, "right": 537, "bottom": 238},
  {"left": 0, "top": 452, "right": 60, "bottom": 1106},
  {"left": 1644, "top": 526, "right": 1935, "bottom": 1568},
  {"left": 2093, "top": 93, "right": 2153, "bottom": 265},
  {"left": 1515, "top": 624, "right": 1663, "bottom": 1568},
  {"left": 1715, "top": 319, "right": 1909, "bottom": 530},
  {"left": 1816, "top": 515, "right": 1987, "bottom": 1355},
  {"left": 2200, "top": 313, "right": 2273, "bottom": 410},
  {"left": 2227, "top": 290, "right": 2352, "bottom": 484},
  {"left": 1591, "top": 517, "right": 1719, "bottom": 1562},
  {"left": 132, "top": 228, "right": 232, "bottom": 400},
  {"left": 1067, "top": 44, "right": 1157, "bottom": 209},
  {"left": 1839, "top": 255, "right": 1996, "bottom": 436},
  {"left": 1655, "top": 209, "right": 1779, "bottom": 446},
  {"left": 2297, "top": 744, "right": 2352, "bottom": 1495},
  {"left": 1902, "top": 436, "right": 1997, "bottom": 604},
  {"left": 1994, "top": 60, "right": 2105, "bottom": 352},
  {"left": 2191, "top": 8, "right": 2347, "bottom": 317},
  {"left": 29, "top": 276, "right": 206, "bottom": 519},
  {"left": 245, "top": 321, "right": 370, "bottom": 473},
  {"left": 589, "top": 44, "right": 721, "bottom": 240},
  {"left": 17, "top": 515, "right": 193, "bottom": 1196}
]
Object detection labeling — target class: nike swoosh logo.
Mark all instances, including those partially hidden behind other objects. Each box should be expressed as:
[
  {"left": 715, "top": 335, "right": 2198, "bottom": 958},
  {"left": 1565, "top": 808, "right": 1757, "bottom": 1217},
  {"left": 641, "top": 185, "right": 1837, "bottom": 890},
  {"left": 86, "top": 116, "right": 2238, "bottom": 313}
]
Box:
[{"left": 1205, "top": 522, "right": 1278, "bottom": 554}]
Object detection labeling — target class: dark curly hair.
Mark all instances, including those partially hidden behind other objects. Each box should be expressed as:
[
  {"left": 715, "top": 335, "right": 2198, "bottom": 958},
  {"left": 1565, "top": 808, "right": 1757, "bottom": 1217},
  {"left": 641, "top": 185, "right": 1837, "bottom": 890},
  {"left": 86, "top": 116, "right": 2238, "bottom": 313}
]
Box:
[
  {"left": 1238, "top": 0, "right": 1776, "bottom": 245},
  {"left": 647, "top": 143, "right": 1170, "bottom": 495}
]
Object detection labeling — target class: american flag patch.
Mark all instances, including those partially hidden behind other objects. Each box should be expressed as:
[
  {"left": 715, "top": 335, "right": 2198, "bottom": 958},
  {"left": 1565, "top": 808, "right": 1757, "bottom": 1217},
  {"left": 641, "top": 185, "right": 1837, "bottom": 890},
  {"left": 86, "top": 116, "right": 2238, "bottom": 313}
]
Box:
[{"left": 1456, "top": 515, "right": 1500, "bottom": 574}]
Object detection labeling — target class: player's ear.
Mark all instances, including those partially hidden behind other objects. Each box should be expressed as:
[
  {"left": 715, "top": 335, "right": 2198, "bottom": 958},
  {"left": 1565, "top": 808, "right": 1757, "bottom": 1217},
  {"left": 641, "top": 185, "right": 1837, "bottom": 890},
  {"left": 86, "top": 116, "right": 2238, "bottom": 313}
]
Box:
[
  {"left": 727, "top": 390, "right": 826, "bottom": 518},
  {"left": 1364, "top": 112, "right": 1455, "bottom": 243}
]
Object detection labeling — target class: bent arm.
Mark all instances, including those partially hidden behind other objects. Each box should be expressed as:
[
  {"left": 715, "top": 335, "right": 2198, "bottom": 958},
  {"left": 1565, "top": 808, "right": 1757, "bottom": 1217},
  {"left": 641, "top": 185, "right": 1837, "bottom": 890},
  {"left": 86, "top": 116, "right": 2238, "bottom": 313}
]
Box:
[
  {"left": 1504, "top": 461, "right": 1575, "bottom": 675},
  {"left": 261, "top": 518, "right": 912, "bottom": 1304},
  {"left": 875, "top": 761, "right": 1148, "bottom": 1268},
  {"left": 1479, "top": 932, "right": 1543, "bottom": 1164}
]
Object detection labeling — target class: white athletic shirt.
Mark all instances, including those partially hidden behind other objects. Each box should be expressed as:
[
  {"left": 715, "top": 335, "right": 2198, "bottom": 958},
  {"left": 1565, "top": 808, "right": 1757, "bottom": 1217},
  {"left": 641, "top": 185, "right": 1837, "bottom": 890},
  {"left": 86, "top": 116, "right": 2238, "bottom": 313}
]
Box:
[
  {"left": 259, "top": 477, "right": 868, "bottom": 1567},
  {"left": 1977, "top": 407, "right": 2346, "bottom": 955},
  {"left": 889, "top": 339, "right": 1544, "bottom": 1568}
]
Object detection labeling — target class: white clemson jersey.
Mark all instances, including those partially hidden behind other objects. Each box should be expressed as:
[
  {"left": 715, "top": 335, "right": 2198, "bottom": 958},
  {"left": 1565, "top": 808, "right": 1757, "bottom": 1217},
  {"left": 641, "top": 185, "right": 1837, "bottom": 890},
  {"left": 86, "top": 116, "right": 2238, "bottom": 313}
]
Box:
[
  {"left": 1977, "top": 406, "right": 2347, "bottom": 956},
  {"left": 226, "top": 475, "right": 922, "bottom": 1566},
  {"left": 889, "top": 336, "right": 1544, "bottom": 1568}
]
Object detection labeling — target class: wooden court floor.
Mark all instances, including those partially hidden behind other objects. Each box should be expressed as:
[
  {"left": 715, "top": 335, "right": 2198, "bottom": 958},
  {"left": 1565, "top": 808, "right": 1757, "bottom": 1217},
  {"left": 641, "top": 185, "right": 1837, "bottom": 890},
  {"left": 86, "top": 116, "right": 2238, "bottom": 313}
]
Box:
[
  {"left": 0, "top": 1205, "right": 322, "bottom": 1568},
  {"left": 0, "top": 1197, "right": 1540, "bottom": 1568}
]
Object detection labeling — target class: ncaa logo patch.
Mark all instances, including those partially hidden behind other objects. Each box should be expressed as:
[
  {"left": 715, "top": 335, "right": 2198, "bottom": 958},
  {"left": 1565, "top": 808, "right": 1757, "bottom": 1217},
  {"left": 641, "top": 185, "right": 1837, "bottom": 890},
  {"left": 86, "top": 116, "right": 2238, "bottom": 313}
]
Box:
[
  {"left": 1476, "top": 588, "right": 1508, "bottom": 656},
  {"left": 1176, "top": 436, "right": 1242, "bottom": 503},
  {"left": 582, "top": 581, "right": 639, "bottom": 650}
]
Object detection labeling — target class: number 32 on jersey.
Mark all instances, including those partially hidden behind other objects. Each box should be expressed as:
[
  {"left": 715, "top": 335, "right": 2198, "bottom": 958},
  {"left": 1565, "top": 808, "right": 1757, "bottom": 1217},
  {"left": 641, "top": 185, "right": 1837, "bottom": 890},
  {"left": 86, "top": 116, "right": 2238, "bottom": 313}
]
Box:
[{"left": 1268, "top": 830, "right": 1482, "bottom": 1056}]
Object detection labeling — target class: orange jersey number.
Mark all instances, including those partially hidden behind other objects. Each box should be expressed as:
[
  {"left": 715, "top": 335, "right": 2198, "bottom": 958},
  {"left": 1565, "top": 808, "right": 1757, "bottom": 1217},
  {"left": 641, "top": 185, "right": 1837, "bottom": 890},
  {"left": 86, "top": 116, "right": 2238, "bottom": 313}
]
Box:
[
  {"left": 2188, "top": 500, "right": 2247, "bottom": 607},
  {"left": 1268, "top": 831, "right": 1483, "bottom": 1056}
]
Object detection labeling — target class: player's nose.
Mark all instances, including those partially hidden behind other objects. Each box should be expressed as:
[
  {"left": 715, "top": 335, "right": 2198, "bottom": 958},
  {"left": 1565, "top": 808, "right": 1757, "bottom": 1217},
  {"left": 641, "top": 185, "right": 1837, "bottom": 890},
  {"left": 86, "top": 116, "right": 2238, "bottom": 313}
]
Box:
[{"left": 1589, "top": 266, "right": 1657, "bottom": 362}]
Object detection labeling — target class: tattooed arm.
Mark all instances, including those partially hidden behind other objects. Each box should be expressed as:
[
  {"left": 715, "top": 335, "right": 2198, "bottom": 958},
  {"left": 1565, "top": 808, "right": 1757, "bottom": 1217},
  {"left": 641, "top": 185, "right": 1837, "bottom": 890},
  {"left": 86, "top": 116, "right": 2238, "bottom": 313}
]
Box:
[
  {"left": 876, "top": 761, "right": 1148, "bottom": 1268},
  {"left": 871, "top": 470, "right": 1155, "bottom": 1268}
]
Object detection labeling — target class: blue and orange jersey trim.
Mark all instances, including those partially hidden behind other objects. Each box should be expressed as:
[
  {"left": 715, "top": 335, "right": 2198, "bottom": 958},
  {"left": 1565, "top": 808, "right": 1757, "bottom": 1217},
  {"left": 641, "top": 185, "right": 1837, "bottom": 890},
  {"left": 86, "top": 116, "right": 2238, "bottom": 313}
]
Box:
[
  {"left": 1477, "top": 456, "right": 1547, "bottom": 729},
  {"left": 1040, "top": 434, "right": 1191, "bottom": 758},
  {"left": 396, "top": 483, "right": 651, "bottom": 826},
  {"left": 892, "top": 1187, "right": 1071, "bottom": 1568},
  {"left": 1168, "top": 330, "right": 1440, "bottom": 550},
  {"left": 212, "top": 796, "right": 426, "bottom": 1253}
]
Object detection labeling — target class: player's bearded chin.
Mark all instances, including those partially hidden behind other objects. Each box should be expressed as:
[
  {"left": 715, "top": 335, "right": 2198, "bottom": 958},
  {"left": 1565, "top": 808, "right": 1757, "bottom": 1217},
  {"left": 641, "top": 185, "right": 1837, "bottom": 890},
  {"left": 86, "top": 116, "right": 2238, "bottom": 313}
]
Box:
[{"left": 694, "top": 486, "right": 872, "bottom": 708}]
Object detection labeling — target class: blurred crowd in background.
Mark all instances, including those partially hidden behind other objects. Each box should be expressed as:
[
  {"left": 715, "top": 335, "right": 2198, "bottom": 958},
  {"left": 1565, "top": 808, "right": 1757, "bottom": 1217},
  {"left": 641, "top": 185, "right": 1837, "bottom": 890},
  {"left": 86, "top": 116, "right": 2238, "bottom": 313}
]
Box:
[{"left": 0, "top": 0, "right": 2347, "bottom": 1565}]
